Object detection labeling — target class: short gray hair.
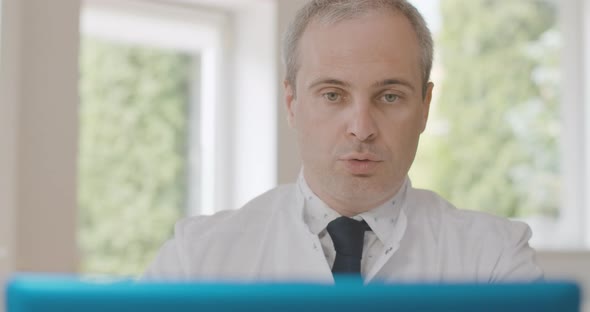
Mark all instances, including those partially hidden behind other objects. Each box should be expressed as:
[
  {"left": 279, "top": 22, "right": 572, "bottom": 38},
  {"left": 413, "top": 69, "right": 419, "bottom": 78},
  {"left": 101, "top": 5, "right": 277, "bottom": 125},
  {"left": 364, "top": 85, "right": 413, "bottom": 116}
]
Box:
[{"left": 282, "top": 0, "right": 433, "bottom": 96}]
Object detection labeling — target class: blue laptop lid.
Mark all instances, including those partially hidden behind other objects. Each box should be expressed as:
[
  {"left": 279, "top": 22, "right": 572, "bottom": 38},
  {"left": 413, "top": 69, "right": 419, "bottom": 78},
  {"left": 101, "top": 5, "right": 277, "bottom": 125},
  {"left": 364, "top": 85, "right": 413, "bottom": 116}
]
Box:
[{"left": 5, "top": 274, "right": 581, "bottom": 312}]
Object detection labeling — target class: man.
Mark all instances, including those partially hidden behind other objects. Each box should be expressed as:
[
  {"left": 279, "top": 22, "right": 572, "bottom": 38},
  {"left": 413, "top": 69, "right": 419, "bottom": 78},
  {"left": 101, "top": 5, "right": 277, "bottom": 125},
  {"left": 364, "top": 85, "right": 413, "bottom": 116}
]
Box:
[{"left": 144, "top": 0, "right": 543, "bottom": 282}]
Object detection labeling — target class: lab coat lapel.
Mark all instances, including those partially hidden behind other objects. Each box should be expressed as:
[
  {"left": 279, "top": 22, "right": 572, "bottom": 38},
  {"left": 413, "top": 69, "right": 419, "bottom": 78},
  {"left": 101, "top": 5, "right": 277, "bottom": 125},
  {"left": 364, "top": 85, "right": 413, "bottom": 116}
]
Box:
[{"left": 256, "top": 185, "right": 334, "bottom": 283}]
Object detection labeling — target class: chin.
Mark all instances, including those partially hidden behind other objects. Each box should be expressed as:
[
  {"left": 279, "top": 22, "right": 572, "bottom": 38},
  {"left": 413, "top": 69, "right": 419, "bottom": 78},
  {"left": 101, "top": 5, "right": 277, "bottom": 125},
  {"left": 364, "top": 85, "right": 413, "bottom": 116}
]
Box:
[{"left": 337, "top": 177, "right": 389, "bottom": 198}]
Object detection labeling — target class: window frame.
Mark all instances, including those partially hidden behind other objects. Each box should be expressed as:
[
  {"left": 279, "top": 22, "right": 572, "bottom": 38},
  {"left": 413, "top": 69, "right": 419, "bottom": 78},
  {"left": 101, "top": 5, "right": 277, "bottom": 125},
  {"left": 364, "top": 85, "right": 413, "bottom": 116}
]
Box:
[
  {"left": 533, "top": 0, "right": 590, "bottom": 250},
  {"left": 517, "top": 0, "right": 589, "bottom": 250},
  {"left": 582, "top": 0, "right": 590, "bottom": 248}
]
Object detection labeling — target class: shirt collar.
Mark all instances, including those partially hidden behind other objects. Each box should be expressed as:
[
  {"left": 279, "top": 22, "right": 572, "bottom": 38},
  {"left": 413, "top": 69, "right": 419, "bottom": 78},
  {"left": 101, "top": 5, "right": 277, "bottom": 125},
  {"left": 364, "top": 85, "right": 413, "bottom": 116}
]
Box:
[
  {"left": 298, "top": 172, "right": 341, "bottom": 236},
  {"left": 357, "top": 180, "right": 407, "bottom": 247},
  {"left": 297, "top": 170, "right": 409, "bottom": 247}
]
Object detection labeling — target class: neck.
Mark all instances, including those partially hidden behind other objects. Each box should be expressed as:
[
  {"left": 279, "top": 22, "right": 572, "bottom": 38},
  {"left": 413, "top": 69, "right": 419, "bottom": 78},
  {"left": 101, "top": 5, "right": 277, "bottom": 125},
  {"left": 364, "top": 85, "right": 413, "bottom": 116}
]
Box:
[
  {"left": 303, "top": 173, "right": 404, "bottom": 217},
  {"left": 323, "top": 195, "right": 391, "bottom": 217}
]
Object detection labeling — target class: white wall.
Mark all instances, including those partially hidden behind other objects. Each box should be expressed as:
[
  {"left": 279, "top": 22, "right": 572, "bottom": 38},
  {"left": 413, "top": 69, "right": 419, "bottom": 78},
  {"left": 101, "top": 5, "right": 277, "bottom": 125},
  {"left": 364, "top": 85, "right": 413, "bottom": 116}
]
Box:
[
  {"left": 584, "top": 0, "right": 590, "bottom": 247},
  {"left": 0, "top": 0, "right": 79, "bottom": 275},
  {"left": 16, "top": 0, "right": 79, "bottom": 272},
  {"left": 0, "top": 0, "right": 20, "bottom": 279},
  {"left": 1, "top": 2, "right": 79, "bottom": 311}
]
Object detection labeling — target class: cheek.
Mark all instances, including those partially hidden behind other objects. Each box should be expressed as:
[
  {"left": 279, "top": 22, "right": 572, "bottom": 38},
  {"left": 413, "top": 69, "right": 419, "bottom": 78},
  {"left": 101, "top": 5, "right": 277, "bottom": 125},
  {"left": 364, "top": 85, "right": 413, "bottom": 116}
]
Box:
[
  {"left": 400, "top": 114, "right": 424, "bottom": 156},
  {"left": 379, "top": 109, "right": 424, "bottom": 148},
  {"left": 379, "top": 106, "right": 416, "bottom": 127},
  {"left": 298, "top": 118, "right": 338, "bottom": 151},
  {"left": 294, "top": 96, "right": 336, "bottom": 131},
  {"left": 294, "top": 102, "right": 341, "bottom": 159}
]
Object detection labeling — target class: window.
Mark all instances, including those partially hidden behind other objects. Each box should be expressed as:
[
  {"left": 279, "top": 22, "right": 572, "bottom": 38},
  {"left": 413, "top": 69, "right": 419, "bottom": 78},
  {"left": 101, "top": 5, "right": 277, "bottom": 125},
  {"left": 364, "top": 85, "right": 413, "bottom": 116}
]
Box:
[
  {"left": 78, "top": 0, "right": 278, "bottom": 276},
  {"left": 79, "top": 0, "right": 228, "bottom": 275},
  {"left": 409, "top": 0, "right": 588, "bottom": 249}
]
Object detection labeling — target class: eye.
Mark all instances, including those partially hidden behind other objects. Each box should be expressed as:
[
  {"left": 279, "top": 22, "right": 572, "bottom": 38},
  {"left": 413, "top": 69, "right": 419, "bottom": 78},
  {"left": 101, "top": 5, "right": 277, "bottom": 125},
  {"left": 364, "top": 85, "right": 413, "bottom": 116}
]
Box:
[
  {"left": 382, "top": 93, "right": 399, "bottom": 103},
  {"left": 323, "top": 92, "right": 341, "bottom": 102}
]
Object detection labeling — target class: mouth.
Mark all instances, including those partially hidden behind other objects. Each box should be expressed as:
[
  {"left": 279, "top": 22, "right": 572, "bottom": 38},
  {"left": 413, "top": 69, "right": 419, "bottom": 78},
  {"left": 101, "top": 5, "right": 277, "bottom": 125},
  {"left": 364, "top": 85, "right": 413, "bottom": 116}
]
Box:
[
  {"left": 340, "top": 153, "right": 382, "bottom": 162},
  {"left": 339, "top": 156, "right": 382, "bottom": 175}
]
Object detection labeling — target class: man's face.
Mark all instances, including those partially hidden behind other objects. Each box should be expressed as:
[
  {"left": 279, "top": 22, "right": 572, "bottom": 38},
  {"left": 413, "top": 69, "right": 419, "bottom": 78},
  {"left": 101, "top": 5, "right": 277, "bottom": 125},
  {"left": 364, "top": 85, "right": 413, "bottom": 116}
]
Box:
[{"left": 285, "top": 10, "right": 433, "bottom": 213}]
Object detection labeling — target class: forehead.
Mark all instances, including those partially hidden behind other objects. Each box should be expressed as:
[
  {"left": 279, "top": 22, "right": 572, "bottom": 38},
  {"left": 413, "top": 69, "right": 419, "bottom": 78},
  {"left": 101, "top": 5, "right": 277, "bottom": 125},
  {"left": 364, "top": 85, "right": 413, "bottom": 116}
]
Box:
[{"left": 297, "top": 10, "right": 422, "bottom": 88}]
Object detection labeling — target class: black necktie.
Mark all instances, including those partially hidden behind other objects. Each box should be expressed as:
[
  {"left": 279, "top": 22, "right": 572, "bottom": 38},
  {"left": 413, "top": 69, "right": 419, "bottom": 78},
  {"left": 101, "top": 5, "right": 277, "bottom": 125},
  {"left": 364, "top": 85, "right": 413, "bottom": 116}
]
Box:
[{"left": 327, "top": 216, "right": 372, "bottom": 275}]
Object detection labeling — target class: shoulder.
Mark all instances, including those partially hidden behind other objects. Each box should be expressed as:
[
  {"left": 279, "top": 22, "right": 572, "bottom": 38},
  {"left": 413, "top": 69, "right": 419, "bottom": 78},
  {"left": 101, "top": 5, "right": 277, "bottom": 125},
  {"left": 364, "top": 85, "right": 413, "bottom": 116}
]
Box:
[
  {"left": 407, "top": 187, "right": 542, "bottom": 281},
  {"left": 407, "top": 187, "right": 530, "bottom": 242},
  {"left": 174, "top": 184, "right": 298, "bottom": 241},
  {"left": 143, "top": 184, "right": 300, "bottom": 278}
]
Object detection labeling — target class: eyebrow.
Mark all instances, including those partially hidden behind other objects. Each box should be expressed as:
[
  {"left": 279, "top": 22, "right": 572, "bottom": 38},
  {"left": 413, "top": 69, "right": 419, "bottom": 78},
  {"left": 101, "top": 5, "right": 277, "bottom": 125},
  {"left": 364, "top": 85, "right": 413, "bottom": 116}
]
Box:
[
  {"left": 307, "top": 77, "right": 416, "bottom": 92},
  {"left": 307, "top": 78, "right": 351, "bottom": 90},
  {"left": 373, "top": 79, "right": 416, "bottom": 92}
]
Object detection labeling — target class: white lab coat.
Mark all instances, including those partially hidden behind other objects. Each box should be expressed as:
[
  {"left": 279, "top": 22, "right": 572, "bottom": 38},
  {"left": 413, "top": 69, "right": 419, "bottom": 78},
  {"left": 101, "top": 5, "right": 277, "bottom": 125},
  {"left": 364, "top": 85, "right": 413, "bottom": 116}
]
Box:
[{"left": 144, "top": 183, "right": 543, "bottom": 283}]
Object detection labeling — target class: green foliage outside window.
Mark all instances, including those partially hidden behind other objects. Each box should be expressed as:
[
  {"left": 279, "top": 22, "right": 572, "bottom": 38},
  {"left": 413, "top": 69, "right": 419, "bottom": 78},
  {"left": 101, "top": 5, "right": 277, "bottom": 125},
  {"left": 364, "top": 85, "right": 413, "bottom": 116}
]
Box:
[
  {"left": 79, "top": 37, "right": 192, "bottom": 276},
  {"left": 411, "top": 0, "right": 560, "bottom": 218}
]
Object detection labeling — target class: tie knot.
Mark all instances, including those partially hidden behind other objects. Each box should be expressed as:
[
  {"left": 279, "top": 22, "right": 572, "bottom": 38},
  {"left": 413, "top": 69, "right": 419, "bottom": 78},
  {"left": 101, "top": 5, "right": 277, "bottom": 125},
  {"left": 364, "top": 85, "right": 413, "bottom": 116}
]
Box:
[{"left": 326, "top": 216, "right": 371, "bottom": 257}]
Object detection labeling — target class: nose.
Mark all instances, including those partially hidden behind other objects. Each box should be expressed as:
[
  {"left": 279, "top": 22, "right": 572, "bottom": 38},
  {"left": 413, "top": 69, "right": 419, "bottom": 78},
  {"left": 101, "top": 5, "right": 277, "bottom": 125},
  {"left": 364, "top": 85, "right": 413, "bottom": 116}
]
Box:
[{"left": 347, "top": 101, "right": 378, "bottom": 142}]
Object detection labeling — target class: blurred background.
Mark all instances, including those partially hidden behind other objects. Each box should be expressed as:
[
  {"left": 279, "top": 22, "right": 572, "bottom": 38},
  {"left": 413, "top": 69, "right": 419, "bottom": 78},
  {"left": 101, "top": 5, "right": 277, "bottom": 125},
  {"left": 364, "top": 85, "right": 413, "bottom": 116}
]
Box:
[{"left": 0, "top": 0, "right": 588, "bottom": 305}]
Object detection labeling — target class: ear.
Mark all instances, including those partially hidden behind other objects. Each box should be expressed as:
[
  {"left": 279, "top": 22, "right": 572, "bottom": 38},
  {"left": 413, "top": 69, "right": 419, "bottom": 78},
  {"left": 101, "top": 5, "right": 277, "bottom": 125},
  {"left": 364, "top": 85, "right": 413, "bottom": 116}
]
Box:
[
  {"left": 284, "top": 80, "right": 297, "bottom": 128},
  {"left": 420, "top": 82, "right": 434, "bottom": 133}
]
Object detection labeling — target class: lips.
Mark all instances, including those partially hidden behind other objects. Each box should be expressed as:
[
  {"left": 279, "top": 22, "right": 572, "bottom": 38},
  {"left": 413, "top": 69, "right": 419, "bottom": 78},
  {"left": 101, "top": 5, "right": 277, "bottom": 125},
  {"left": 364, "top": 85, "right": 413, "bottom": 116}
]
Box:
[
  {"left": 340, "top": 153, "right": 382, "bottom": 162},
  {"left": 339, "top": 153, "right": 382, "bottom": 175}
]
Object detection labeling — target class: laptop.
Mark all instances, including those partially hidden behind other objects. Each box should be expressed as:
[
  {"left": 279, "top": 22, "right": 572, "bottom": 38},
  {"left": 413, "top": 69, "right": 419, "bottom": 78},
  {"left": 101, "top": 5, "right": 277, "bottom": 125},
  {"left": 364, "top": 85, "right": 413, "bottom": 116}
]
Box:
[{"left": 5, "top": 274, "right": 581, "bottom": 312}]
